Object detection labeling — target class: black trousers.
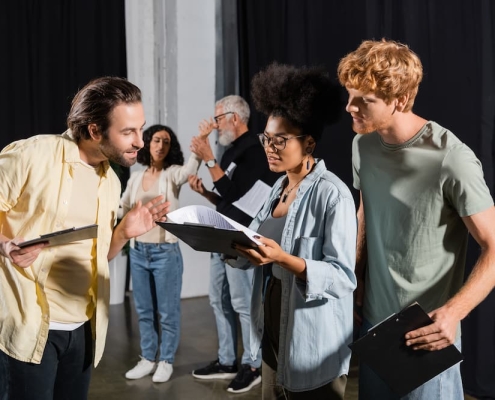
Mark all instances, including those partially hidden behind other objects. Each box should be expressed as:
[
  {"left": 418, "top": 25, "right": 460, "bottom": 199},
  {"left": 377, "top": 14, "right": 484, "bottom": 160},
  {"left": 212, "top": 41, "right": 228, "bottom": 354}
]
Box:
[
  {"left": 0, "top": 321, "right": 93, "bottom": 400},
  {"left": 262, "top": 276, "right": 346, "bottom": 400}
]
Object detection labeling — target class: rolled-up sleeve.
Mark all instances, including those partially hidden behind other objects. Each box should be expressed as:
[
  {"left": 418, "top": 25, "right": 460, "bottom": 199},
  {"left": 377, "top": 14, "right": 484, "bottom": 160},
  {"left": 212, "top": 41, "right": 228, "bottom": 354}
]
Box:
[{"left": 296, "top": 196, "right": 357, "bottom": 301}]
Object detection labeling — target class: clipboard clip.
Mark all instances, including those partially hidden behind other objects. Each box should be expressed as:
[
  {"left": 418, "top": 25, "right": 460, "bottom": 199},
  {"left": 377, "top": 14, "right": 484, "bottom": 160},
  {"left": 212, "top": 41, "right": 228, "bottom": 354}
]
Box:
[{"left": 40, "top": 226, "right": 76, "bottom": 238}]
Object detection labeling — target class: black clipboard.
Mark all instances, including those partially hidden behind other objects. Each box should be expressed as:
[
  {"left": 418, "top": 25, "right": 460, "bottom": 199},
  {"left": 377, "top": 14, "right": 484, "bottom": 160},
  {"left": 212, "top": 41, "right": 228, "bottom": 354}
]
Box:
[
  {"left": 17, "top": 224, "right": 98, "bottom": 248},
  {"left": 350, "top": 302, "right": 463, "bottom": 396},
  {"left": 156, "top": 221, "right": 257, "bottom": 257}
]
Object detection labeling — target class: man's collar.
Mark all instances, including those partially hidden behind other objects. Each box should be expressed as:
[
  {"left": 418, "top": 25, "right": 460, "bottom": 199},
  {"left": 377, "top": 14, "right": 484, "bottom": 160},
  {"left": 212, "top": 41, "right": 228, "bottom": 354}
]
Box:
[{"left": 61, "top": 129, "right": 111, "bottom": 175}]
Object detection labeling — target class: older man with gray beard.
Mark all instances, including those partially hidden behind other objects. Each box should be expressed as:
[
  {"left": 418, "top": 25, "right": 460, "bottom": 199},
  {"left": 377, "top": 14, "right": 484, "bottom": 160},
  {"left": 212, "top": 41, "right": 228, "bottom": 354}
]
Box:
[{"left": 188, "top": 95, "right": 279, "bottom": 394}]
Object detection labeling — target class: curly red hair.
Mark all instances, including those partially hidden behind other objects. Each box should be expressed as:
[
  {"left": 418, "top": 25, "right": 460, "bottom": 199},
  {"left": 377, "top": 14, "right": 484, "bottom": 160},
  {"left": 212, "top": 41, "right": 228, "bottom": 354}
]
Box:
[{"left": 337, "top": 39, "right": 423, "bottom": 112}]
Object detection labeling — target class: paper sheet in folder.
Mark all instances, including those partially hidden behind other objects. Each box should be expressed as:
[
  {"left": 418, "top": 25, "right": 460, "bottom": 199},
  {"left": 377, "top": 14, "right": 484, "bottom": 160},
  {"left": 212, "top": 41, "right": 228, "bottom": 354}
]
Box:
[
  {"left": 156, "top": 221, "right": 257, "bottom": 258},
  {"left": 349, "top": 302, "right": 463, "bottom": 397}
]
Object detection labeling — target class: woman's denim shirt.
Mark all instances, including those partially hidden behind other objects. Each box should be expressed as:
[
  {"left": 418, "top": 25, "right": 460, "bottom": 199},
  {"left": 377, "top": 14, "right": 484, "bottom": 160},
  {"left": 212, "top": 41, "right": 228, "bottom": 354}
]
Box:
[{"left": 241, "top": 159, "right": 357, "bottom": 391}]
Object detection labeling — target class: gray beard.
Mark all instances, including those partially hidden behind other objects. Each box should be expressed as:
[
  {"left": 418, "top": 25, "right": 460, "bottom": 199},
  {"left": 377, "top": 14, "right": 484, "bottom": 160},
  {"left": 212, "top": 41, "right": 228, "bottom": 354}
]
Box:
[{"left": 218, "top": 130, "right": 235, "bottom": 147}]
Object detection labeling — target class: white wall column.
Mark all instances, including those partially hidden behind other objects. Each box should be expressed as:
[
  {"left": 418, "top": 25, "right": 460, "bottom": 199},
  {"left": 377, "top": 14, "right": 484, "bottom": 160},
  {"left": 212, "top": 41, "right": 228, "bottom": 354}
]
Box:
[{"left": 125, "top": 0, "right": 216, "bottom": 298}]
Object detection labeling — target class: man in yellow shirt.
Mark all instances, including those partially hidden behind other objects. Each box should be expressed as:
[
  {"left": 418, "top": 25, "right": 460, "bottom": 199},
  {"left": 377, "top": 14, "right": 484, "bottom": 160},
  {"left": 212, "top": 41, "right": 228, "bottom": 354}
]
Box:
[{"left": 0, "top": 77, "right": 168, "bottom": 400}]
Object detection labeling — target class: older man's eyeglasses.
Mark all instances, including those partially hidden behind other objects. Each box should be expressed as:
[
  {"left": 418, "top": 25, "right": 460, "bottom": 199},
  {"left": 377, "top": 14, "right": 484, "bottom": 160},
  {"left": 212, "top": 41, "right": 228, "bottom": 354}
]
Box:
[
  {"left": 258, "top": 133, "right": 306, "bottom": 151},
  {"left": 214, "top": 112, "right": 234, "bottom": 124}
]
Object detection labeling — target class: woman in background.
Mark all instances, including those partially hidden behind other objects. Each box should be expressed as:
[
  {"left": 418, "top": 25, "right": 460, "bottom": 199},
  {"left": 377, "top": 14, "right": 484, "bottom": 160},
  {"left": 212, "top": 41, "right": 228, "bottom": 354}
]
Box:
[
  {"left": 121, "top": 124, "right": 201, "bottom": 383},
  {"left": 233, "top": 63, "right": 357, "bottom": 399}
]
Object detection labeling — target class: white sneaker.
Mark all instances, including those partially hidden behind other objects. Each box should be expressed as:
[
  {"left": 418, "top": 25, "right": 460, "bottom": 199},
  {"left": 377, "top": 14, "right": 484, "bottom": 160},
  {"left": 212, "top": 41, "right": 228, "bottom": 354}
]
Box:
[
  {"left": 152, "top": 361, "right": 173, "bottom": 383},
  {"left": 125, "top": 357, "right": 156, "bottom": 380}
]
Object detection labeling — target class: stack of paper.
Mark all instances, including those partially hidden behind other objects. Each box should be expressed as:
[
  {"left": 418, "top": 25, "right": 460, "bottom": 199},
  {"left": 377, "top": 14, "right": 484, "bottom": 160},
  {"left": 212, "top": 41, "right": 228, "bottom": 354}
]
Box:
[{"left": 157, "top": 205, "right": 261, "bottom": 257}]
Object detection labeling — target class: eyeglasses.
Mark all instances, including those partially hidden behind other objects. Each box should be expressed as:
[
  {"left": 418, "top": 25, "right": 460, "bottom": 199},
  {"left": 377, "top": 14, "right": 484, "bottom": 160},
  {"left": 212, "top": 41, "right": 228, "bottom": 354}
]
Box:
[
  {"left": 258, "top": 133, "right": 307, "bottom": 151},
  {"left": 214, "top": 112, "right": 234, "bottom": 124}
]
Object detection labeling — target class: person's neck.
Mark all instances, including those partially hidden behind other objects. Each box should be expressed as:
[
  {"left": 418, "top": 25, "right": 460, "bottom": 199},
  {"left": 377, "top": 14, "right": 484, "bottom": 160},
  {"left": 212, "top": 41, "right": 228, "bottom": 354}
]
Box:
[
  {"left": 286, "top": 157, "right": 315, "bottom": 186},
  {"left": 78, "top": 140, "right": 106, "bottom": 167},
  {"left": 377, "top": 113, "right": 428, "bottom": 145},
  {"left": 233, "top": 125, "right": 249, "bottom": 140},
  {"left": 148, "top": 162, "right": 163, "bottom": 173}
]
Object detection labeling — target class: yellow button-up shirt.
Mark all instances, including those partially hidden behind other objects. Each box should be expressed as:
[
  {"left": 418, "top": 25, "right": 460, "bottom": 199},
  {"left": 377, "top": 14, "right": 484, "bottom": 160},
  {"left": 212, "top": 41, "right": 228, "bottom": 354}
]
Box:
[{"left": 0, "top": 130, "right": 120, "bottom": 366}]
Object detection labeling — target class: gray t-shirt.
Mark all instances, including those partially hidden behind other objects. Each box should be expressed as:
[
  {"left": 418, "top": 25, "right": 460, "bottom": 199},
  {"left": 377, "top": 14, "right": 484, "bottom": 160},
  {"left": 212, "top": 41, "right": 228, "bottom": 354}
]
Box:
[
  {"left": 258, "top": 214, "right": 287, "bottom": 279},
  {"left": 352, "top": 121, "right": 493, "bottom": 325}
]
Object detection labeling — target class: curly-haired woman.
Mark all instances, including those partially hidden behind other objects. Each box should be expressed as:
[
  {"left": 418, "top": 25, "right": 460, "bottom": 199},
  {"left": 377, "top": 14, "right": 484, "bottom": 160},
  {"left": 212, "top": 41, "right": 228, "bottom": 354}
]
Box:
[
  {"left": 121, "top": 124, "right": 201, "bottom": 383},
  {"left": 232, "top": 63, "right": 357, "bottom": 399}
]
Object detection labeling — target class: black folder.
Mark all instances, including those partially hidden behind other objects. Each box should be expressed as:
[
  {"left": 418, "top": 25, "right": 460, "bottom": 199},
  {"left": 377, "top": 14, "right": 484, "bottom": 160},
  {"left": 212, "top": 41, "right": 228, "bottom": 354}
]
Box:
[
  {"left": 350, "top": 302, "right": 463, "bottom": 396},
  {"left": 18, "top": 224, "right": 98, "bottom": 248},
  {"left": 156, "top": 221, "right": 257, "bottom": 257}
]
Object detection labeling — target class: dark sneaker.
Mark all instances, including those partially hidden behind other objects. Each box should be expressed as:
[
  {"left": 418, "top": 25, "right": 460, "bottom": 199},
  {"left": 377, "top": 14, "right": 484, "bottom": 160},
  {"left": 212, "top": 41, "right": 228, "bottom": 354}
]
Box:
[
  {"left": 227, "top": 364, "right": 261, "bottom": 393},
  {"left": 192, "top": 359, "right": 238, "bottom": 380}
]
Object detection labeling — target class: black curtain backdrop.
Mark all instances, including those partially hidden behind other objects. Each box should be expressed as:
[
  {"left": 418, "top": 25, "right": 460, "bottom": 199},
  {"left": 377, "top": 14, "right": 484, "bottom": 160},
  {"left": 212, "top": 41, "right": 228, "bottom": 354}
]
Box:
[
  {"left": 0, "top": 0, "right": 127, "bottom": 151},
  {"left": 238, "top": 1, "right": 495, "bottom": 398}
]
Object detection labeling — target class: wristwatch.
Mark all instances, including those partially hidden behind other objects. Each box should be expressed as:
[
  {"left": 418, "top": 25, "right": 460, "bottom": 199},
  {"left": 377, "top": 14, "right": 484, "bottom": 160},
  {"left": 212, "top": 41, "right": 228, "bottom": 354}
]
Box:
[{"left": 205, "top": 159, "right": 217, "bottom": 168}]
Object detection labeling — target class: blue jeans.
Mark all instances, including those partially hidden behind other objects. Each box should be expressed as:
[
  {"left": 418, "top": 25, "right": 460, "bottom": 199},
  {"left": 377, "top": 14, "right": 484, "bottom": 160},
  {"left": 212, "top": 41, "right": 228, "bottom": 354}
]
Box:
[
  {"left": 209, "top": 252, "right": 261, "bottom": 368},
  {"left": 0, "top": 321, "right": 92, "bottom": 400},
  {"left": 358, "top": 318, "right": 464, "bottom": 400},
  {"left": 130, "top": 241, "right": 183, "bottom": 363}
]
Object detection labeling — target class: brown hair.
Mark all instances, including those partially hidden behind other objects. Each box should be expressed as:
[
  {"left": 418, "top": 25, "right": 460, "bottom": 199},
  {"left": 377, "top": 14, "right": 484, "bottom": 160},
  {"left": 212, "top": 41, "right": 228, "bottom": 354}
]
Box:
[
  {"left": 67, "top": 76, "right": 142, "bottom": 142},
  {"left": 137, "top": 124, "right": 184, "bottom": 168}
]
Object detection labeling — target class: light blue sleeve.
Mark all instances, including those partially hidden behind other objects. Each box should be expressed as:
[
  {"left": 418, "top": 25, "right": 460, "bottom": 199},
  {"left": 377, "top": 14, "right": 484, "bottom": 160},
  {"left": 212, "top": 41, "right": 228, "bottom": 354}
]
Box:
[{"left": 296, "top": 195, "right": 357, "bottom": 301}]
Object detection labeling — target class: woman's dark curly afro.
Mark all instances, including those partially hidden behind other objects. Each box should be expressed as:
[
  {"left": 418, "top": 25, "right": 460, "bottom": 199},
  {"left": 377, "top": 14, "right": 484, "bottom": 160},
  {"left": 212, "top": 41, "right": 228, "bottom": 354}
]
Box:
[
  {"left": 251, "top": 62, "right": 341, "bottom": 142},
  {"left": 137, "top": 124, "right": 184, "bottom": 169}
]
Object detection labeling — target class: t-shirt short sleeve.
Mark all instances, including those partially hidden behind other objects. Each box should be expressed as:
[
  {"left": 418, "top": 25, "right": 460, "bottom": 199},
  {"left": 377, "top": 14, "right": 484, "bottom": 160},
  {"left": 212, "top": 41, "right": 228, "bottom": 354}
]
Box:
[{"left": 442, "top": 144, "right": 494, "bottom": 217}]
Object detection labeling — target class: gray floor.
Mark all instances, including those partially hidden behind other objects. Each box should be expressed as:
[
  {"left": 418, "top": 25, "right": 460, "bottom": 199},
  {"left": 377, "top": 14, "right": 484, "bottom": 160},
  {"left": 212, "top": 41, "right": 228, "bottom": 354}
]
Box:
[
  {"left": 89, "top": 294, "right": 357, "bottom": 400},
  {"left": 89, "top": 294, "right": 476, "bottom": 400}
]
